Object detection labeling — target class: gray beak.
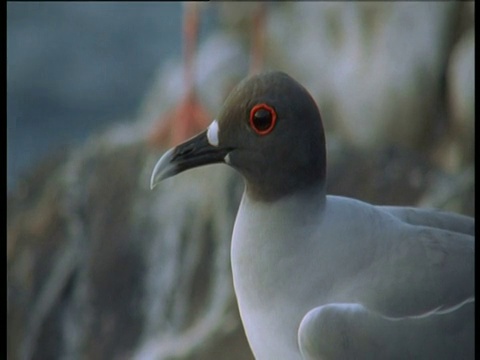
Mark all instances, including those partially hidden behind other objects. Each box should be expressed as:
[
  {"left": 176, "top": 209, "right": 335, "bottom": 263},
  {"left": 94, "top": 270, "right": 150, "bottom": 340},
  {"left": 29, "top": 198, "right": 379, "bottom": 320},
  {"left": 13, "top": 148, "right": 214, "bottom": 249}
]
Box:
[{"left": 150, "top": 130, "right": 231, "bottom": 189}]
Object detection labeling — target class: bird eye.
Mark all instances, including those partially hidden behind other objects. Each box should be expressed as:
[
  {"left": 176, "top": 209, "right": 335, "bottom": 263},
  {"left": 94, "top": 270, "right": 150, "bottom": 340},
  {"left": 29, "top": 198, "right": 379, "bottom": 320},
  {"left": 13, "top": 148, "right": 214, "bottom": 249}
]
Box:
[{"left": 249, "top": 103, "right": 277, "bottom": 135}]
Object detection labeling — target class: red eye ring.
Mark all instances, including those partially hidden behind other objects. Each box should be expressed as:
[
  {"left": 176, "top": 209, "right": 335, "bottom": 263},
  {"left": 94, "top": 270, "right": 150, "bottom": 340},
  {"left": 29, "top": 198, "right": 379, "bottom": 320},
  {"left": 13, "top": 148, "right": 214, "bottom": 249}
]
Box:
[{"left": 249, "top": 103, "right": 277, "bottom": 135}]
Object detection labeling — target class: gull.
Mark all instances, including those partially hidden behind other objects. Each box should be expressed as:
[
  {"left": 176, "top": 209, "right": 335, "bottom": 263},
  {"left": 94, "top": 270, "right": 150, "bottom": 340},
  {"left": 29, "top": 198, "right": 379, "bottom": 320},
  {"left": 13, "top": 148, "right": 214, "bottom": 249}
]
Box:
[{"left": 150, "top": 71, "right": 474, "bottom": 359}]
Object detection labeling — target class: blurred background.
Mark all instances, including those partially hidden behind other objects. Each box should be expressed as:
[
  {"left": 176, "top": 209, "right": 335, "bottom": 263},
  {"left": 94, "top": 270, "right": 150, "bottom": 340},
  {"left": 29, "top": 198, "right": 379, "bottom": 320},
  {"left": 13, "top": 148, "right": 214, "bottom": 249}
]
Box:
[
  {"left": 7, "top": 2, "right": 474, "bottom": 360},
  {"left": 7, "top": 2, "right": 216, "bottom": 191}
]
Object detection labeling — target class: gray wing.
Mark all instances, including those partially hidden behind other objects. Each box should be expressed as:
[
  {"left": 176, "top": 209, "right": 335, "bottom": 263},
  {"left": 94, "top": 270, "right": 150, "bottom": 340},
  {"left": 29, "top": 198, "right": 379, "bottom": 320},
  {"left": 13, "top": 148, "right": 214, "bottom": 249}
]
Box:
[
  {"left": 299, "top": 207, "right": 474, "bottom": 359},
  {"left": 298, "top": 301, "right": 474, "bottom": 360},
  {"left": 380, "top": 206, "right": 474, "bottom": 236},
  {"left": 364, "top": 225, "right": 474, "bottom": 318},
  {"left": 367, "top": 207, "right": 474, "bottom": 318}
]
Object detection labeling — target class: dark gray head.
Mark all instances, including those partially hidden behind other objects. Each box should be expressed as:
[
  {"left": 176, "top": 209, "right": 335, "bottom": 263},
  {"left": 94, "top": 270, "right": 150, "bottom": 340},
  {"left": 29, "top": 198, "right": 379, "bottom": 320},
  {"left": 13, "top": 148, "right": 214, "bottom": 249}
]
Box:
[{"left": 151, "top": 71, "right": 326, "bottom": 202}]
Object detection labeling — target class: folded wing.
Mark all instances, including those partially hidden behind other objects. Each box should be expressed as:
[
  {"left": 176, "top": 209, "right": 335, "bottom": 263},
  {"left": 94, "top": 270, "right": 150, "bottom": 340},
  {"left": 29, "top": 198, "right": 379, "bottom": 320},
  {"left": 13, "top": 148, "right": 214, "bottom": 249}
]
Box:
[{"left": 299, "top": 207, "right": 474, "bottom": 359}]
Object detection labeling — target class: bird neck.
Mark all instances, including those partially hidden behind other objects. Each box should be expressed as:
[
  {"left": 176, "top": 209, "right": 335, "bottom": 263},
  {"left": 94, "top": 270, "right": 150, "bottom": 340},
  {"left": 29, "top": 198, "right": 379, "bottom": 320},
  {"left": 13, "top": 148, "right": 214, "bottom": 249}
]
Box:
[
  {"left": 243, "top": 159, "right": 327, "bottom": 203},
  {"left": 244, "top": 177, "right": 327, "bottom": 212}
]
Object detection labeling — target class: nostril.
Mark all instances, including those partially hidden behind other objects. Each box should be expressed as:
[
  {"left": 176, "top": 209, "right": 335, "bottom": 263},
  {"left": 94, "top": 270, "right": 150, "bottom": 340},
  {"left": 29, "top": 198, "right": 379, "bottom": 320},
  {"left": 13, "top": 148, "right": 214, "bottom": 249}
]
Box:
[{"left": 179, "top": 144, "right": 195, "bottom": 156}]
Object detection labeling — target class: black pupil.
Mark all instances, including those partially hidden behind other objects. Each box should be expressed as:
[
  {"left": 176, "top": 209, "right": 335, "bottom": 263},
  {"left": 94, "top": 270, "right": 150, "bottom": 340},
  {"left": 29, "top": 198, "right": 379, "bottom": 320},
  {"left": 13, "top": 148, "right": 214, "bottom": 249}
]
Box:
[{"left": 253, "top": 108, "right": 272, "bottom": 131}]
